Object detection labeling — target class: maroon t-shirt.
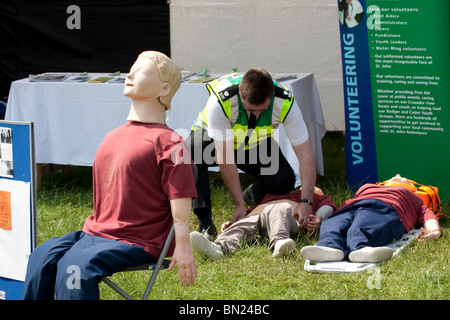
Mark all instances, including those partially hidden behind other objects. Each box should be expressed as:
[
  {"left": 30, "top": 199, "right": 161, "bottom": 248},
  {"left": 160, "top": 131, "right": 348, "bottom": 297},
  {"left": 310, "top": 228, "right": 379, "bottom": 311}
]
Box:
[
  {"left": 249, "top": 190, "right": 337, "bottom": 214},
  {"left": 83, "top": 122, "right": 197, "bottom": 257},
  {"left": 337, "top": 184, "right": 436, "bottom": 231}
]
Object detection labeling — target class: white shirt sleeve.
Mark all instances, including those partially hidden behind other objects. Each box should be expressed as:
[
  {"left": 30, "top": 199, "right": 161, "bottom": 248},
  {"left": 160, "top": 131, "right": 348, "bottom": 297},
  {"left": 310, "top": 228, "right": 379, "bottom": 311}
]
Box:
[
  {"left": 282, "top": 104, "right": 309, "bottom": 146},
  {"left": 206, "top": 95, "right": 234, "bottom": 142}
]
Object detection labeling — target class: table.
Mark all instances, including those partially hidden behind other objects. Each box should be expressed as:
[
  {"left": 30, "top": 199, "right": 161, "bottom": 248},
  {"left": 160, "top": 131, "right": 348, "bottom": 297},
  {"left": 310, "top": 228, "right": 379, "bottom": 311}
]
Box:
[{"left": 6, "top": 73, "right": 326, "bottom": 185}]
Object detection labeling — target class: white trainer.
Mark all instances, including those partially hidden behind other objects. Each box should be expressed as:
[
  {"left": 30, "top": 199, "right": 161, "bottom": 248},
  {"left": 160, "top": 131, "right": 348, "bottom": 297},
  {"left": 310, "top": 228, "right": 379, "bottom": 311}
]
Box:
[
  {"left": 348, "top": 246, "right": 394, "bottom": 263},
  {"left": 273, "top": 238, "right": 295, "bottom": 258},
  {"left": 300, "top": 245, "right": 345, "bottom": 262},
  {"left": 190, "top": 231, "right": 224, "bottom": 260}
]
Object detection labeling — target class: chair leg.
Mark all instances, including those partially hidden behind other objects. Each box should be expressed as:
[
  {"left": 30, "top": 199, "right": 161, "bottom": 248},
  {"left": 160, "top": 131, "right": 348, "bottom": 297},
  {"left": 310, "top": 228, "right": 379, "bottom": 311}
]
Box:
[
  {"left": 142, "top": 226, "right": 175, "bottom": 300},
  {"left": 102, "top": 226, "right": 175, "bottom": 300},
  {"left": 141, "top": 266, "right": 161, "bottom": 300},
  {"left": 102, "top": 277, "right": 135, "bottom": 300}
]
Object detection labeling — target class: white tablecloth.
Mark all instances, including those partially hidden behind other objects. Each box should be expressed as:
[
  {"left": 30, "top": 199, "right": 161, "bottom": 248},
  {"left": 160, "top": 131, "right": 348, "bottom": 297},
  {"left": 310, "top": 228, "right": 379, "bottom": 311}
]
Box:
[{"left": 6, "top": 73, "right": 326, "bottom": 183}]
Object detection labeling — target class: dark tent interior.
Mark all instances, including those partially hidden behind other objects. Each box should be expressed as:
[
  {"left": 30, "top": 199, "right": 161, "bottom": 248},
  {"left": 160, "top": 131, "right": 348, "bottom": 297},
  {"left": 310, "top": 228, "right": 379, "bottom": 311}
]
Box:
[{"left": 0, "top": 0, "right": 170, "bottom": 103}]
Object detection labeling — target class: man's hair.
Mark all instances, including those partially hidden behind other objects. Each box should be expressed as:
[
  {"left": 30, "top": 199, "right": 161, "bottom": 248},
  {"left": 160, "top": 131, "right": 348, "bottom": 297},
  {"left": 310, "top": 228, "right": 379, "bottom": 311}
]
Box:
[{"left": 239, "top": 68, "right": 273, "bottom": 105}]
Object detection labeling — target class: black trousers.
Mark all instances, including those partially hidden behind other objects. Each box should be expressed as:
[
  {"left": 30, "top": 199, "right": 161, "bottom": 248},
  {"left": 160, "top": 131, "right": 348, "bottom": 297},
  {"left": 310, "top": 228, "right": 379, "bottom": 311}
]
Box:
[{"left": 187, "top": 129, "right": 296, "bottom": 216}]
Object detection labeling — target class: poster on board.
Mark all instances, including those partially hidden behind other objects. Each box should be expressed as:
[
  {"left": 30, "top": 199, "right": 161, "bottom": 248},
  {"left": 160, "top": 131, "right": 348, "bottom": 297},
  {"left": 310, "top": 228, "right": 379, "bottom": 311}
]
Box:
[
  {"left": 337, "top": 0, "right": 450, "bottom": 197},
  {"left": 0, "top": 121, "right": 36, "bottom": 300},
  {"left": 0, "top": 128, "right": 13, "bottom": 178}
]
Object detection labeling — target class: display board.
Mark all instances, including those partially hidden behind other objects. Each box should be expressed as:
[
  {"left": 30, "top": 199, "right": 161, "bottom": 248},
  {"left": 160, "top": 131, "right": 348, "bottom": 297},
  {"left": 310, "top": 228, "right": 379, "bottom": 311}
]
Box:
[
  {"left": 337, "top": 0, "right": 450, "bottom": 197},
  {"left": 0, "top": 121, "right": 36, "bottom": 300}
]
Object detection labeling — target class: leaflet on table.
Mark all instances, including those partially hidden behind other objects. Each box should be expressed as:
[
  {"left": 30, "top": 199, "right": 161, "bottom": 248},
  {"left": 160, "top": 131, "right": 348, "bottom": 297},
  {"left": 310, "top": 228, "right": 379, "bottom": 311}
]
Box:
[
  {"left": 187, "top": 77, "right": 215, "bottom": 83},
  {"left": 181, "top": 70, "right": 197, "bottom": 82},
  {"left": 86, "top": 71, "right": 123, "bottom": 83},
  {"left": 65, "top": 76, "right": 91, "bottom": 82},
  {"left": 108, "top": 77, "right": 125, "bottom": 83},
  {"left": 29, "top": 73, "right": 69, "bottom": 82},
  {"left": 273, "top": 74, "right": 298, "bottom": 82},
  {"left": 86, "top": 77, "right": 114, "bottom": 83},
  {"left": 66, "top": 76, "right": 124, "bottom": 83},
  {"left": 28, "top": 72, "right": 125, "bottom": 83}
]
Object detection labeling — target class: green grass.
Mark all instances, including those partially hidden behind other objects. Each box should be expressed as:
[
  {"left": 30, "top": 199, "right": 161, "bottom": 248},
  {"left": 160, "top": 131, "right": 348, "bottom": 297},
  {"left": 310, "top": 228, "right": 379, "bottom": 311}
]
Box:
[{"left": 36, "top": 132, "right": 449, "bottom": 300}]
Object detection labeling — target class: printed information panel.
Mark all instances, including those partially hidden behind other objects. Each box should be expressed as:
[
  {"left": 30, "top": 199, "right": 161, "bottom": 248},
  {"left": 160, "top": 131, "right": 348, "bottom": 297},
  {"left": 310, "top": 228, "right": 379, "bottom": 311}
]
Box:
[
  {"left": 0, "top": 121, "right": 36, "bottom": 300},
  {"left": 337, "top": 0, "right": 449, "bottom": 197}
]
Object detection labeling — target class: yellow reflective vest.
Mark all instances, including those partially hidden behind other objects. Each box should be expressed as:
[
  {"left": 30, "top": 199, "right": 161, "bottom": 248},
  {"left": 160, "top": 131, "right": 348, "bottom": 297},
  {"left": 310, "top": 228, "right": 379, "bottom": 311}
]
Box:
[{"left": 192, "top": 73, "right": 294, "bottom": 150}]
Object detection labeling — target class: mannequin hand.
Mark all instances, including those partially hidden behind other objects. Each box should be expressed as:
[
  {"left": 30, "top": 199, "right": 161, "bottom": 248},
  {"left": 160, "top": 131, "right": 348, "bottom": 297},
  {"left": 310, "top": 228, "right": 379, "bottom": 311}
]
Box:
[
  {"left": 306, "top": 214, "right": 322, "bottom": 232},
  {"left": 168, "top": 235, "right": 197, "bottom": 287},
  {"left": 221, "top": 220, "right": 232, "bottom": 233},
  {"left": 418, "top": 228, "right": 441, "bottom": 241}
]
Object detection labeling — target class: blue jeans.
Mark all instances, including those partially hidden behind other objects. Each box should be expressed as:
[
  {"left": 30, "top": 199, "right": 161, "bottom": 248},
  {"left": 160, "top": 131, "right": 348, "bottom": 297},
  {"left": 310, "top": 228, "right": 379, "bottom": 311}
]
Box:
[
  {"left": 22, "top": 231, "right": 156, "bottom": 300},
  {"left": 317, "top": 199, "right": 405, "bottom": 258}
]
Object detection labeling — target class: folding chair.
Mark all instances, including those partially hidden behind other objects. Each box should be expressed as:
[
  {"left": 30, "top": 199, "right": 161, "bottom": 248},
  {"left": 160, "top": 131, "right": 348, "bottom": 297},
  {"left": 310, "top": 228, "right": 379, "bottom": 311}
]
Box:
[{"left": 102, "top": 226, "right": 175, "bottom": 300}]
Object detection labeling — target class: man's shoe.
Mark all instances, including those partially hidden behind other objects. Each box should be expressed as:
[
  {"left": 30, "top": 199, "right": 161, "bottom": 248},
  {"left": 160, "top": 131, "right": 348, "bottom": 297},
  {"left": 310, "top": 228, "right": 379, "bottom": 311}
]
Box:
[
  {"left": 300, "top": 245, "right": 345, "bottom": 262},
  {"left": 190, "top": 231, "right": 224, "bottom": 260},
  {"left": 348, "top": 246, "right": 394, "bottom": 263},
  {"left": 199, "top": 223, "right": 217, "bottom": 241},
  {"left": 243, "top": 184, "right": 257, "bottom": 207},
  {"left": 273, "top": 238, "right": 295, "bottom": 258}
]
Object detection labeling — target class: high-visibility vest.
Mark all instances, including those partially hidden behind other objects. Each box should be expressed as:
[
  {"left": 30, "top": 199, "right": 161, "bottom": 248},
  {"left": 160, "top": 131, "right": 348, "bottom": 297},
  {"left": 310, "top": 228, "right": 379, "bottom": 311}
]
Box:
[{"left": 192, "top": 73, "right": 294, "bottom": 150}]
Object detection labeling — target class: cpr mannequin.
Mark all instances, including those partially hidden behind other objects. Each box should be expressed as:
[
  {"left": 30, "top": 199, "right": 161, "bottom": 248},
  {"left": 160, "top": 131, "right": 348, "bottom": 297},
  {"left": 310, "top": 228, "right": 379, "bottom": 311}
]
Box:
[
  {"left": 22, "top": 51, "right": 197, "bottom": 300},
  {"left": 125, "top": 50, "right": 180, "bottom": 122},
  {"left": 124, "top": 51, "right": 197, "bottom": 285},
  {"left": 301, "top": 174, "right": 441, "bottom": 263}
]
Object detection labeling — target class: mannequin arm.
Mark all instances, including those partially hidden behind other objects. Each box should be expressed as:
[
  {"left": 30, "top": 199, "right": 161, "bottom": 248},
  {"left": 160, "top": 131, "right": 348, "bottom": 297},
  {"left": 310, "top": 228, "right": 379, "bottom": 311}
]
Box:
[
  {"left": 419, "top": 219, "right": 441, "bottom": 241},
  {"left": 167, "top": 198, "right": 197, "bottom": 286}
]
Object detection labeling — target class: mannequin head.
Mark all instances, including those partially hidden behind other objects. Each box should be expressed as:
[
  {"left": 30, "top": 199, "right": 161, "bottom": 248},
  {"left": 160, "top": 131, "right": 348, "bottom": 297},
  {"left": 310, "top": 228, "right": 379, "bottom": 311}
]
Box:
[
  {"left": 384, "top": 174, "right": 416, "bottom": 191},
  {"left": 124, "top": 51, "right": 181, "bottom": 110},
  {"left": 388, "top": 174, "right": 412, "bottom": 185}
]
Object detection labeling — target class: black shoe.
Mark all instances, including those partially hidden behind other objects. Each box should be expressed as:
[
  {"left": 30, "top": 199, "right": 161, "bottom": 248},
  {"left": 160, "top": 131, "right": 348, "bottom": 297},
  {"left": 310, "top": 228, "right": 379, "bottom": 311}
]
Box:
[
  {"left": 195, "top": 207, "right": 218, "bottom": 240},
  {"left": 243, "top": 184, "right": 257, "bottom": 207},
  {"left": 199, "top": 221, "right": 217, "bottom": 241}
]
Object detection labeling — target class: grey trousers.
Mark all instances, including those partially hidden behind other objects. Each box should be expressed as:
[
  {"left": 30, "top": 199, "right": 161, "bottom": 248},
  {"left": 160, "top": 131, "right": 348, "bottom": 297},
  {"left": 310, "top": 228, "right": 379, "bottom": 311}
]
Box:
[{"left": 215, "top": 202, "right": 300, "bottom": 255}]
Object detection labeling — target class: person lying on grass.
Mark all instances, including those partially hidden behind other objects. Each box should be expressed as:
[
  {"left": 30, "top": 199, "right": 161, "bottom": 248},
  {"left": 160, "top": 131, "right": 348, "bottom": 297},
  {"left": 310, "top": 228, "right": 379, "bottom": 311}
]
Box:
[
  {"left": 301, "top": 174, "right": 441, "bottom": 264},
  {"left": 190, "top": 187, "right": 336, "bottom": 259}
]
